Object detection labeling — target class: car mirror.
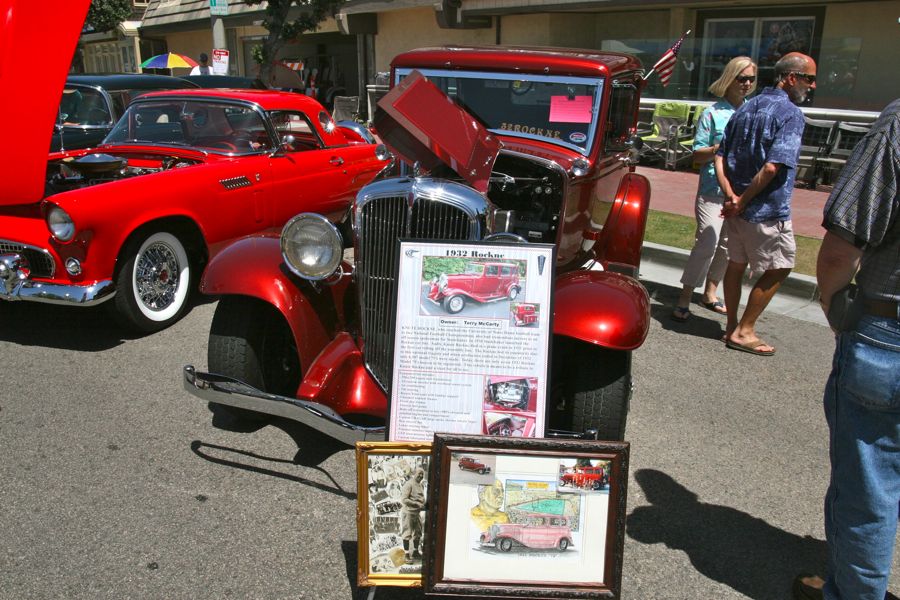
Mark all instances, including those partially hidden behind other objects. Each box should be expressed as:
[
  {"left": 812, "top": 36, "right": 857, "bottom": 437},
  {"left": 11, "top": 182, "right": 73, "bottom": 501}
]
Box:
[{"left": 271, "top": 134, "right": 296, "bottom": 157}]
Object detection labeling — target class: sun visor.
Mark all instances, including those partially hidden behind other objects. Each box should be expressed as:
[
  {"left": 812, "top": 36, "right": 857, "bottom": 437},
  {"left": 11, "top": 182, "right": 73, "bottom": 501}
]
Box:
[
  {"left": 374, "top": 70, "right": 501, "bottom": 194},
  {"left": 0, "top": 0, "right": 90, "bottom": 205}
]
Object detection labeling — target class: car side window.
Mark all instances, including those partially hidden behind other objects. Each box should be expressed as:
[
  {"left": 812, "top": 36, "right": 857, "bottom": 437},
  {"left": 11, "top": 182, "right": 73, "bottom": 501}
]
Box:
[
  {"left": 501, "top": 266, "right": 512, "bottom": 276},
  {"left": 605, "top": 77, "right": 640, "bottom": 151},
  {"left": 268, "top": 111, "right": 323, "bottom": 152},
  {"left": 486, "top": 265, "right": 499, "bottom": 276}
]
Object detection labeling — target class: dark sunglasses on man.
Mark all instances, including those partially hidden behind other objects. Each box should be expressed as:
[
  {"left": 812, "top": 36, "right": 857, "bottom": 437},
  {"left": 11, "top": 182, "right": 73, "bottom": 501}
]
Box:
[
  {"left": 790, "top": 72, "right": 817, "bottom": 83},
  {"left": 735, "top": 75, "right": 756, "bottom": 83}
]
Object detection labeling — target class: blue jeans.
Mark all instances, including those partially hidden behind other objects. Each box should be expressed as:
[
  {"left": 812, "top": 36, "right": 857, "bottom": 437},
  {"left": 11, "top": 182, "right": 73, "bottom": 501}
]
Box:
[{"left": 823, "top": 315, "right": 900, "bottom": 600}]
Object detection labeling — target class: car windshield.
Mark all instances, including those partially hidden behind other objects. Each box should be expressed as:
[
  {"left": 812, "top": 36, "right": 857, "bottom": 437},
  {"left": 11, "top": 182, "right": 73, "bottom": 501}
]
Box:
[
  {"left": 103, "top": 99, "right": 272, "bottom": 155},
  {"left": 59, "top": 87, "right": 111, "bottom": 126},
  {"left": 464, "top": 263, "right": 485, "bottom": 275},
  {"left": 395, "top": 68, "right": 604, "bottom": 155}
]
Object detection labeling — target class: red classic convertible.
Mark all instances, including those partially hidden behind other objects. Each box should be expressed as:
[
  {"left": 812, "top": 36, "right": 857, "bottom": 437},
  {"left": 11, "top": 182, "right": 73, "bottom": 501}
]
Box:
[{"left": 0, "top": 1, "right": 386, "bottom": 332}]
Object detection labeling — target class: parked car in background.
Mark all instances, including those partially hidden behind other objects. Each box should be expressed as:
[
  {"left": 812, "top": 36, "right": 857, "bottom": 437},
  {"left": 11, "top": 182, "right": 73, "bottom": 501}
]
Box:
[
  {"left": 428, "top": 261, "right": 521, "bottom": 314},
  {"left": 184, "top": 45, "right": 652, "bottom": 442},
  {"left": 179, "top": 75, "right": 268, "bottom": 90},
  {"left": 52, "top": 74, "right": 199, "bottom": 152},
  {"left": 1, "top": 85, "right": 387, "bottom": 332}
]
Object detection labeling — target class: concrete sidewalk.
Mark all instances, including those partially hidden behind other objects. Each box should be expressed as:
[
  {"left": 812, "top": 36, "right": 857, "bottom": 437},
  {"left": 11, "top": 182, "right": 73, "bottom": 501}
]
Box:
[{"left": 633, "top": 166, "right": 828, "bottom": 327}]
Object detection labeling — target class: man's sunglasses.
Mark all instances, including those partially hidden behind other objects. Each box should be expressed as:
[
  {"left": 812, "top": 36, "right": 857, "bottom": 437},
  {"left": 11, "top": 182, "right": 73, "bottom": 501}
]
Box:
[
  {"left": 735, "top": 75, "right": 756, "bottom": 83},
  {"left": 790, "top": 72, "right": 817, "bottom": 83}
]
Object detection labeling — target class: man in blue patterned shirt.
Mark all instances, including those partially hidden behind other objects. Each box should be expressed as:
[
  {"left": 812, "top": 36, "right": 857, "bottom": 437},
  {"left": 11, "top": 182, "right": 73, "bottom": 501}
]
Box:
[
  {"left": 714, "top": 52, "right": 817, "bottom": 355},
  {"left": 793, "top": 99, "right": 900, "bottom": 600}
]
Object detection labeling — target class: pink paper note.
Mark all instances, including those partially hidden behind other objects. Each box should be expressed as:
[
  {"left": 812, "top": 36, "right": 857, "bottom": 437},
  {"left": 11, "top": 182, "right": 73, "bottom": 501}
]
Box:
[{"left": 549, "top": 96, "right": 593, "bottom": 123}]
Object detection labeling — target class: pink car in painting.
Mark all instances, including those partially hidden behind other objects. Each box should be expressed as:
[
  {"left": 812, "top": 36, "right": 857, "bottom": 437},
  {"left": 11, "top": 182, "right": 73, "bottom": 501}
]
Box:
[{"left": 480, "top": 516, "right": 573, "bottom": 552}]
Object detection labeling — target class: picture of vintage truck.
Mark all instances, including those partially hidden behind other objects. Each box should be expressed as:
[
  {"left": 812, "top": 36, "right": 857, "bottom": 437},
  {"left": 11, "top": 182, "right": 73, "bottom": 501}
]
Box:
[{"left": 427, "top": 261, "right": 521, "bottom": 314}]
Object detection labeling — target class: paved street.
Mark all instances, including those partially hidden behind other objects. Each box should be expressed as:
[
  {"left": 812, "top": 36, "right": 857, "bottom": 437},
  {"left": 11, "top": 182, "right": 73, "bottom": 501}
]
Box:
[{"left": 1, "top": 277, "right": 898, "bottom": 599}]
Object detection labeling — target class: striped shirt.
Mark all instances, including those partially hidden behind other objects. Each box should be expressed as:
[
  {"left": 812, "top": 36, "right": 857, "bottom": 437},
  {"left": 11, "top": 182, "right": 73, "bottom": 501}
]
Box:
[{"left": 822, "top": 98, "right": 900, "bottom": 303}]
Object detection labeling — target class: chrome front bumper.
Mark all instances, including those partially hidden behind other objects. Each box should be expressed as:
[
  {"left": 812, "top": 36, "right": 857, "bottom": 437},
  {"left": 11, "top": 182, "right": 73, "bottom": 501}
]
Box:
[
  {"left": 0, "top": 253, "right": 115, "bottom": 306},
  {"left": 183, "top": 365, "right": 386, "bottom": 446}
]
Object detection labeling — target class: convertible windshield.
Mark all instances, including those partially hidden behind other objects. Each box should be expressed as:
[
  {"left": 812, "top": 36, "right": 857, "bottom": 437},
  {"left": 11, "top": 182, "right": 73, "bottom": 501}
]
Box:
[
  {"left": 104, "top": 100, "right": 272, "bottom": 155},
  {"left": 396, "top": 68, "right": 604, "bottom": 154}
]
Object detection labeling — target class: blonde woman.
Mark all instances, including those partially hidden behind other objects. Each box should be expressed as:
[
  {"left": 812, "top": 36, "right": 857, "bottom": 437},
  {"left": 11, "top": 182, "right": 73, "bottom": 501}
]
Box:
[{"left": 672, "top": 56, "right": 757, "bottom": 322}]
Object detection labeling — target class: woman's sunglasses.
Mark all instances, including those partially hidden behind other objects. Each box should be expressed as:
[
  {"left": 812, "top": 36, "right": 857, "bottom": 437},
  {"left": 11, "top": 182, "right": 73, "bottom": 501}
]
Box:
[{"left": 735, "top": 75, "right": 756, "bottom": 84}]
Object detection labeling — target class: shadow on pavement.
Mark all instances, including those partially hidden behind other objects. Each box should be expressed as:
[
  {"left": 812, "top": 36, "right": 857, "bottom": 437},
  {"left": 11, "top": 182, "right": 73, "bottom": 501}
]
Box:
[
  {"left": 627, "top": 469, "right": 826, "bottom": 600},
  {"left": 641, "top": 280, "right": 727, "bottom": 341}
]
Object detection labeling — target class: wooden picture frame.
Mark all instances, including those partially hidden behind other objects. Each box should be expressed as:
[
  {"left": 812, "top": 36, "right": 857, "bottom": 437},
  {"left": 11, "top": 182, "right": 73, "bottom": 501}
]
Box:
[
  {"left": 356, "top": 441, "right": 432, "bottom": 588},
  {"left": 424, "top": 434, "right": 629, "bottom": 599}
]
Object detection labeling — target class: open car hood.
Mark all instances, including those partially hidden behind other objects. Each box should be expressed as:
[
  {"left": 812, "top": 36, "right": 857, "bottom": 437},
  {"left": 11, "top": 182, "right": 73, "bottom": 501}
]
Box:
[
  {"left": 374, "top": 70, "right": 501, "bottom": 194},
  {"left": 0, "top": 0, "right": 89, "bottom": 206}
]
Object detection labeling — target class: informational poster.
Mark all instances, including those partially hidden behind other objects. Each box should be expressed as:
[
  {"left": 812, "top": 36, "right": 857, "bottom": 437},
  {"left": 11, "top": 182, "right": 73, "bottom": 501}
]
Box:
[
  {"left": 388, "top": 241, "right": 555, "bottom": 442},
  {"left": 212, "top": 49, "right": 229, "bottom": 75}
]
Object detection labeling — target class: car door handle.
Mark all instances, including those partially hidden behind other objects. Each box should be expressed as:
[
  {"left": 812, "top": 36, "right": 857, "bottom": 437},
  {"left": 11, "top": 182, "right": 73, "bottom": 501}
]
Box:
[{"left": 330, "top": 156, "right": 344, "bottom": 166}]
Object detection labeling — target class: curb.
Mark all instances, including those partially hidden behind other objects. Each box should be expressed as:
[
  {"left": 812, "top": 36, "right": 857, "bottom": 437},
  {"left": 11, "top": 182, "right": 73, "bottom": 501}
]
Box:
[{"left": 641, "top": 241, "right": 820, "bottom": 302}]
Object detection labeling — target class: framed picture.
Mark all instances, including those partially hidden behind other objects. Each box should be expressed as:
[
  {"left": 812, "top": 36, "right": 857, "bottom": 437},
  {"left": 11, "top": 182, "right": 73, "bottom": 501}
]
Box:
[
  {"left": 424, "top": 434, "right": 629, "bottom": 599},
  {"left": 356, "top": 441, "right": 432, "bottom": 587}
]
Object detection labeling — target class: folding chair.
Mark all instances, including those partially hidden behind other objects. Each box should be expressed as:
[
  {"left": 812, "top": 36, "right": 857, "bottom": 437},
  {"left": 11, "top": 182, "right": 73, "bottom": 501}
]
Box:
[
  {"left": 817, "top": 122, "right": 870, "bottom": 184},
  {"left": 331, "top": 95, "right": 360, "bottom": 122},
  {"left": 796, "top": 117, "right": 837, "bottom": 189},
  {"left": 636, "top": 101, "right": 693, "bottom": 169}
]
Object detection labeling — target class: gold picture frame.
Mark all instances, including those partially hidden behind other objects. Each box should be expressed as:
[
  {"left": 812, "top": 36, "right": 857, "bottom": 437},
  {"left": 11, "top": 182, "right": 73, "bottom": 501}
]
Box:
[{"left": 356, "top": 441, "right": 432, "bottom": 588}]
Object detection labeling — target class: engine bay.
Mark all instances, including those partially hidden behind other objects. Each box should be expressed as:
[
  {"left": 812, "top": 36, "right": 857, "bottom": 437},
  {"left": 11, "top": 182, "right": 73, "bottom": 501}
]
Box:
[{"left": 45, "top": 152, "right": 199, "bottom": 196}]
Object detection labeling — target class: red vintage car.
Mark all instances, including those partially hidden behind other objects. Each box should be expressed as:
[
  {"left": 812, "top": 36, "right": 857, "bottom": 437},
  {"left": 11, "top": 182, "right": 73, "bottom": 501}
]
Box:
[
  {"left": 511, "top": 303, "right": 538, "bottom": 327},
  {"left": 184, "top": 45, "right": 652, "bottom": 442},
  {"left": 0, "top": 1, "right": 386, "bottom": 332},
  {"left": 560, "top": 465, "right": 609, "bottom": 490},
  {"left": 427, "top": 261, "right": 521, "bottom": 314},
  {"left": 457, "top": 456, "right": 491, "bottom": 474}
]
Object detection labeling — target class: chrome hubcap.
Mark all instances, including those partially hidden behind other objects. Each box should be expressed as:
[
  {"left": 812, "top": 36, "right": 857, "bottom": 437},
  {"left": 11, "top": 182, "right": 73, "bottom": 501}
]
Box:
[{"left": 135, "top": 242, "right": 179, "bottom": 311}]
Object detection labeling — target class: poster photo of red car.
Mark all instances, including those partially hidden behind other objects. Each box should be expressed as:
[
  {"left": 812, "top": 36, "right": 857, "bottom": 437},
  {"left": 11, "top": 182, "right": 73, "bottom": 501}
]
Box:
[
  {"left": 509, "top": 302, "right": 540, "bottom": 327},
  {"left": 483, "top": 411, "right": 536, "bottom": 438},
  {"left": 422, "top": 256, "right": 525, "bottom": 316}
]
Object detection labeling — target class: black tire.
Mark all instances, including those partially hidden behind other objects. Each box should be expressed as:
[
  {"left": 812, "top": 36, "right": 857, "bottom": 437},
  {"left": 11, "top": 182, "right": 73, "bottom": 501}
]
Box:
[
  {"left": 442, "top": 294, "right": 465, "bottom": 314},
  {"left": 207, "top": 296, "right": 301, "bottom": 421},
  {"left": 558, "top": 538, "right": 569, "bottom": 551},
  {"left": 112, "top": 230, "right": 192, "bottom": 333},
  {"left": 478, "top": 468, "right": 485, "bottom": 475},
  {"left": 497, "top": 538, "right": 513, "bottom": 552},
  {"left": 549, "top": 343, "right": 632, "bottom": 441}
]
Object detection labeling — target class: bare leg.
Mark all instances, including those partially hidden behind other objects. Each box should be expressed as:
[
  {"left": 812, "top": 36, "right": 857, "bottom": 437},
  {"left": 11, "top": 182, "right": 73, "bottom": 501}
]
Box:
[
  {"left": 702, "top": 278, "right": 721, "bottom": 305},
  {"left": 728, "top": 267, "right": 792, "bottom": 351},
  {"left": 723, "top": 260, "right": 746, "bottom": 339}
]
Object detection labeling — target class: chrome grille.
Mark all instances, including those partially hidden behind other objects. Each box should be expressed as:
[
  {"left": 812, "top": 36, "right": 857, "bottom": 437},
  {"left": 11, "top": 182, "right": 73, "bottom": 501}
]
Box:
[
  {"left": 0, "top": 239, "right": 55, "bottom": 278},
  {"left": 355, "top": 178, "right": 489, "bottom": 390}
]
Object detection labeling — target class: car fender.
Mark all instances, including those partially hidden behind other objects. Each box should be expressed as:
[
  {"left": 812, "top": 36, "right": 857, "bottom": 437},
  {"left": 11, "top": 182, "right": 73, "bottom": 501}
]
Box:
[
  {"left": 200, "top": 235, "right": 350, "bottom": 378},
  {"left": 593, "top": 172, "right": 651, "bottom": 272},
  {"left": 553, "top": 269, "right": 650, "bottom": 350}
]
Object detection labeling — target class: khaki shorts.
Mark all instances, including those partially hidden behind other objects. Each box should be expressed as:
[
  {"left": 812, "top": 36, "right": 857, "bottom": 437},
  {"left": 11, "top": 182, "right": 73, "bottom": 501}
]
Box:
[{"left": 727, "top": 217, "right": 796, "bottom": 272}]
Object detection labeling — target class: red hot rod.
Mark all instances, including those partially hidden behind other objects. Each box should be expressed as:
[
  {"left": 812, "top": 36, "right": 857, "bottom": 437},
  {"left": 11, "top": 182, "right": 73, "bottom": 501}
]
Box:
[
  {"left": 184, "top": 45, "right": 652, "bottom": 442},
  {"left": 0, "top": 1, "right": 386, "bottom": 332}
]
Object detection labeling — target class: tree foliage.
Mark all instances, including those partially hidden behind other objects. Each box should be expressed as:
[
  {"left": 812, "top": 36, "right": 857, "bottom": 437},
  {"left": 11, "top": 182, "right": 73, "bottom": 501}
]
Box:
[
  {"left": 243, "top": 0, "right": 341, "bottom": 83},
  {"left": 86, "top": 0, "right": 132, "bottom": 33}
]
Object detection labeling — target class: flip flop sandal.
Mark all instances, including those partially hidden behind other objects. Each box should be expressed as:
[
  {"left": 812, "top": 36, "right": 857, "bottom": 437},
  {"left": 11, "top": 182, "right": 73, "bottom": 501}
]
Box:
[
  {"left": 671, "top": 307, "right": 691, "bottom": 322},
  {"left": 700, "top": 300, "right": 728, "bottom": 314},
  {"left": 726, "top": 338, "right": 776, "bottom": 356}
]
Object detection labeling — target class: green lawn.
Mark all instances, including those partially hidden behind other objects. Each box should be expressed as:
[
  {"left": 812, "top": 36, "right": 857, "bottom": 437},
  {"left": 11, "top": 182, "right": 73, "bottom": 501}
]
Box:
[{"left": 644, "top": 210, "right": 820, "bottom": 276}]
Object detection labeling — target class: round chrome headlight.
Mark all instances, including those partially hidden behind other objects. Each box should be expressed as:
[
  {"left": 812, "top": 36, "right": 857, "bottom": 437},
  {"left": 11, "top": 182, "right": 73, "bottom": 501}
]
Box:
[
  {"left": 46, "top": 205, "right": 75, "bottom": 242},
  {"left": 280, "top": 213, "right": 343, "bottom": 280}
]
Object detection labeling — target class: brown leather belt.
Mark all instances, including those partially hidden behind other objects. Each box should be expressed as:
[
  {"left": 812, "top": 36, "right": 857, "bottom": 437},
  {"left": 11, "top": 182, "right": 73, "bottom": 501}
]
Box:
[{"left": 863, "top": 299, "right": 900, "bottom": 320}]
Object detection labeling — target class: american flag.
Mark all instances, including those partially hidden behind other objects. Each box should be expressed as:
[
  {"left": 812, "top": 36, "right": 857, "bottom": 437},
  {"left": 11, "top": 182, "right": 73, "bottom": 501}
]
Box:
[{"left": 651, "top": 30, "right": 690, "bottom": 87}]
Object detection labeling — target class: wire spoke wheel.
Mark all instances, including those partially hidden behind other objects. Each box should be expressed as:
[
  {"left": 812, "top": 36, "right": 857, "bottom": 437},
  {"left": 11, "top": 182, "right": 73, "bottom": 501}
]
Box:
[{"left": 135, "top": 242, "right": 180, "bottom": 311}]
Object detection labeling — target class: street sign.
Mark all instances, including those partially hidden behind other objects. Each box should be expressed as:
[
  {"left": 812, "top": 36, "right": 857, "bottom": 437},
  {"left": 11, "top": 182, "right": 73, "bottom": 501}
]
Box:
[
  {"left": 209, "top": 0, "right": 228, "bottom": 16},
  {"left": 212, "top": 49, "right": 230, "bottom": 75}
]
